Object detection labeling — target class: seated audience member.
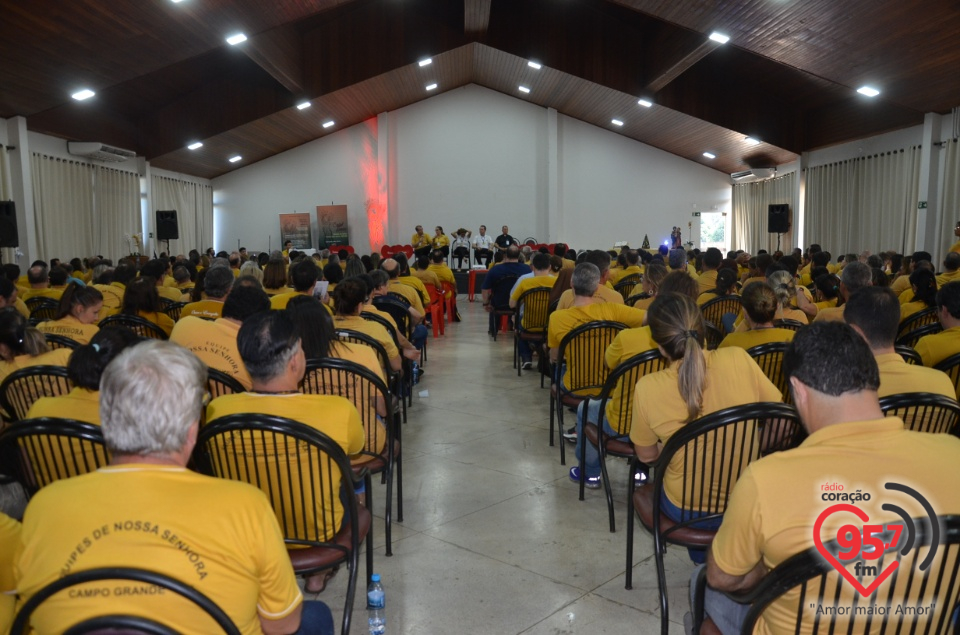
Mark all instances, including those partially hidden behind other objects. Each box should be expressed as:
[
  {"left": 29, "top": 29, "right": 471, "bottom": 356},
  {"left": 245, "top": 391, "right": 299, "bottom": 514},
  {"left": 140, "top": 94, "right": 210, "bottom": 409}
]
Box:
[
  {"left": 141, "top": 259, "right": 182, "bottom": 302},
  {"left": 344, "top": 255, "right": 366, "bottom": 278},
  {"left": 696, "top": 248, "right": 723, "bottom": 295},
  {"left": 556, "top": 250, "right": 624, "bottom": 310},
  {"left": 333, "top": 277, "right": 413, "bottom": 373},
  {"left": 381, "top": 258, "right": 425, "bottom": 316},
  {"left": 270, "top": 259, "right": 321, "bottom": 310},
  {"left": 92, "top": 262, "right": 131, "bottom": 318},
  {"left": 171, "top": 285, "right": 270, "bottom": 390},
  {"left": 668, "top": 248, "right": 698, "bottom": 279},
  {"left": 27, "top": 327, "right": 140, "bottom": 423},
  {"left": 0, "top": 308, "right": 71, "bottom": 386},
  {"left": 16, "top": 340, "right": 334, "bottom": 634},
  {"left": 36, "top": 283, "right": 103, "bottom": 345},
  {"left": 0, "top": 278, "right": 27, "bottom": 319},
  {"left": 937, "top": 252, "right": 960, "bottom": 288},
  {"left": 411, "top": 254, "right": 442, "bottom": 293},
  {"left": 173, "top": 265, "right": 194, "bottom": 295},
  {"left": 631, "top": 263, "right": 668, "bottom": 310},
  {"left": 239, "top": 260, "right": 264, "bottom": 283},
  {"left": 891, "top": 250, "right": 932, "bottom": 298},
  {"left": 182, "top": 266, "right": 234, "bottom": 319},
  {"left": 742, "top": 253, "right": 772, "bottom": 287},
  {"left": 362, "top": 271, "right": 426, "bottom": 356},
  {"left": 393, "top": 253, "right": 430, "bottom": 306},
  {"left": 897, "top": 259, "right": 935, "bottom": 305},
  {"left": 700, "top": 322, "right": 960, "bottom": 635},
  {"left": 322, "top": 262, "right": 343, "bottom": 298},
  {"left": 807, "top": 262, "right": 871, "bottom": 322},
  {"left": 696, "top": 267, "right": 738, "bottom": 307},
  {"left": 20, "top": 265, "right": 62, "bottom": 302},
  {"left": 509, "top": 252, "right": 556, "bottom": 369},
  {"left": 206, "top": 311, "right": 364, "bottom": 595},
  {"left": 630, "top": 293, "right": 781, "bottom": 562},
  {"left": 121, "top": 277, "right": 175, "bottom": 336},
  {"left": 610, "top": 249, "right": 643, "bottom": 285},
  {"left": 767, "top": 270, "right": 808, "bottom": 324},
  {"left": 915, "top": 280, "right": 960, "bottom": 368},
  {"left": 481, "top": 245, "right": 531, "bottom": 334},
  {"left": 719, "top": 282, "right": 795, "bottom": 350},
  {"left": 0, "top": 511, "right": 19, "bottom": 634},
  {"left": 427, "top": 250, "right": 456, "bottom": 299},
  {"left": 47, "top": 266, "right": 69, "bottom": 292},
  {"left": 263, "top": 259, "right": 290, "bottom": 296},
  {"left": 900, "top": 268, "right": 938, "bottom": 323}
]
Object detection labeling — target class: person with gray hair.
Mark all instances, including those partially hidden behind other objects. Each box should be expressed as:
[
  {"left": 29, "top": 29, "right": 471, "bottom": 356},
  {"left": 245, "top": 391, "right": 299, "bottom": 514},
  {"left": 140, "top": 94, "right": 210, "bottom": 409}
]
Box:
[
  {"left": 810, "top": 260, "right": 872, "bottom": 323},
  {"left": 555, "top": 249, "right": 625, "bottom": 310},
  {"left": 239, "top": 259, "right": 263, "bottom": 283},
  {"left": 181, "top": 264, "right": 234, "bottom": 320},
  {"left": 15, "top": 340, "right": 337, "bottom": 634}
]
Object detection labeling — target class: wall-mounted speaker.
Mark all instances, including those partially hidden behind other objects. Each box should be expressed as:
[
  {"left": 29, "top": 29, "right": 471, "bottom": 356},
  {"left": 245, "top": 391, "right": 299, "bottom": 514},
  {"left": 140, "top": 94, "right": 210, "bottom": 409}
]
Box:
[
  {"left": 768, "top": 203, "right": 790, "bottom": 234},
  {"left": 0, "top": 201, "right": 18, "bottom": 247},
  {"left": 156, "top": 210, "right": 179, "bottom": 240}
]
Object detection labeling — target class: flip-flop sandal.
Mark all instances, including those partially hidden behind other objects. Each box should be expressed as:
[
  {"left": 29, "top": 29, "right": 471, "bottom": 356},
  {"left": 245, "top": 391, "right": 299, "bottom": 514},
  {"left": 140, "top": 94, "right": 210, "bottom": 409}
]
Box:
[{"left": 304, "top": 565, "right": 340, "bottom": 593}]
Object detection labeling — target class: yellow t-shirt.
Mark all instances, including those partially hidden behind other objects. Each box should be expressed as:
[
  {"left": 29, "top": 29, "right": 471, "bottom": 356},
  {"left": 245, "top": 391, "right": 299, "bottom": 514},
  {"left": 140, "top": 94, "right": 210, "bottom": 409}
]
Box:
[
  {"left": 27, "top": 387, "right": 101, "bottom": 424},
  {"left": 387, "top": 281, "right": 425, "bottom": 315},
  {"left": 411, "top": 233, "right": 431, "bottom": 250},
  {"left": 603, "top": 326, "right": 660, "bottom": 432},
  {"left": 21, "top": 287, "right": 63, "bottom": 302},
  {"left": 13, "top": 297, "right": 30, "bottom": 318},
  {"left": 397, "top": 275, "right": 430, "bottom": 306},
  {"left": 915, "top": 326, "right": 960, "bottom": 368},
  {"left": 206, "top": 392, "right": 365, "bottom": 539},
  {"left": 696, "top": 270, "right": 719, "bottom": 296},
  {"left": 710, "top": 418, "right": 960, "bottom": 635},
  {"left": 324, "top": 342, "right": 388, "bottom": 458},
  {"left": 936, "top": 269, "right": 960, "bottom": 288},
  {"left": 556, "top": 284, "right": 624, "bottom": 310},
  {"left": 181, "top": 299, "right": 224, "bottom": 320},
  {"left": 890, "top": 274, "right": 912, "bottom": 298},
  {"left": 718, "top": 327, "right": 795, "bottom": 350},
  {"left": 0, "top": 348, "right": 72, "bottom": 386},
  {"left": 629, "top": 347, "right": 782, "bottom": 507},
  {"left": 510, "top": 277, "right": 556, "bottom": 330},
  {"left": 427, "top": 264, "right": 457, "bottom": 298},
  {"left": 951, "top": 241, "right": 960, "bottom": 254},
  {"left": 412, "top": 268, "right": 441, "bottom": 291},
  {"left": 610, "top": 266, "right": 643, "bottom": 286},
  {"left": 137, "top": 310, "right": 175, "bottom": 337},
  {"left": 432, "top": 235, "right": 450, "bottom": 249},
  {"left": 170, "top": 317, "right": 252, "bottom": 390},
  {"left": 875, "top": 352, "right": 956, "bottom": 399},
  {"left": 156, "top": 285, "right": 182, "bottom": 303},
  {"left": 333, "top": 315, "right": 400, "bottom": 362},
  {"left": 37, "top": 315, "right": 99, "bottom": 345},
  {"left": 812, "top": 305, "right": 845, "bottom": 322},
  {"left": 269, "top": 292, "right": 313, "bottom": 311},
  {"left": 0, "top": 512, "right": 20, "bottom": 635},
  {"left": 900, "top": 300, "right": 932, "bottom": 324},
  {"left": 15, "top": 465, "right": 303, "bottom": 635},
  {"left": 696, "top": 289, "right": 739, "bottom": 307}
]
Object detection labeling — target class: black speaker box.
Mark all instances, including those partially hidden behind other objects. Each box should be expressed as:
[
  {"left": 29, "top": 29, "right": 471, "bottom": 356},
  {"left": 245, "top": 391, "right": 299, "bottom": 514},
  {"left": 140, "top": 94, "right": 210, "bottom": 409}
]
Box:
[
  {"left": 0, "top": 201, "right": 18, "bottom": 248},
  {"left": 768, "top": 203, "right": 790, "bottom": 234},
  {"left": 156, "top": 210, "right": 179, "bottom": 240}
]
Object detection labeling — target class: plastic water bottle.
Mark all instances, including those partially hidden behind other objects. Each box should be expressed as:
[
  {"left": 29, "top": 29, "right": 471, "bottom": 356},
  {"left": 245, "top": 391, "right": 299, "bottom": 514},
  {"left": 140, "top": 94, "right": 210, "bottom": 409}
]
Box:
[
  {"left": 367, "top": 573, "right": 385, "bottom": 635},
  {"left": 411, "top": 361, "right": 420, "bottom": 385}
]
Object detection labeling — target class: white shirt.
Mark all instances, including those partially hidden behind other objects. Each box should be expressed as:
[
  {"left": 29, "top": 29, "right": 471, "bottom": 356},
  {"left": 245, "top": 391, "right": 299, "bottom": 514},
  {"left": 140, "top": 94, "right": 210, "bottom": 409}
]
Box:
[
  {"left": 472, "top": 234, "right": 494, "bottom": 250},
  {"left": 452, "top": 235, "right": 471, "bottom": 249}
]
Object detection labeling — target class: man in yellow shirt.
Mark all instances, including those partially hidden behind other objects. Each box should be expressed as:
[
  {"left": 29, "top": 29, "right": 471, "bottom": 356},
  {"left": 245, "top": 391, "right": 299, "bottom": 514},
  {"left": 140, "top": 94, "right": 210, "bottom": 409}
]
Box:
[
  {"left": 393, "top": 254, "right": 430, "bottom": 307},
  {"left": 696, "top": 248, "right": 722, "bottom": 295},
  {"left": 810, "top": 261, "right": 872, "bottom": 323},
  {"left": 411, "top": 254, "right": 442, "bottom": 293},
  {"left": 19, "top": 265, "right": 63, "bottom": 302},
  {"left": 381, "top": 258, "right": 425, "bottom": 315},
  {"left": 15, "top": 340, "right": 335, "bottom": 635},
  {"left": 556, "top": 250, "right": 624, "bottom": 309},
  {"left": 702, "top": 322, "right": 960, "bottom": 635},
  {"left": 411, "top": 225, "right": 432, "bottom": 258},
  {"left": 937, "top": 252, "right": 960, "bottom": 288},
  {"left": 610, "top": 249, "right": 643, "bottom": 285},
  {"left": 509, "top": 252, "right": 555, "bottom": 369},
  {"left": 141, "top": 259, "right": 183, "bottom": 302},
  {"left": 891, "top": 250, "right": 932, "bottom": 299},
  {"left": 428, "top": 250, "right": 457, "bottom": 299},
  {"left": 915, "top": 280, "right": 960, "bottom": 368},
  {"left": 269, "top": 259, "right": 318, "bottom": 311},
  {"left": 182, "top": 266, "right": 234, "bottom": 319},
  {"left": 93, "top": 262, "right": 135, "bottom": 320}
]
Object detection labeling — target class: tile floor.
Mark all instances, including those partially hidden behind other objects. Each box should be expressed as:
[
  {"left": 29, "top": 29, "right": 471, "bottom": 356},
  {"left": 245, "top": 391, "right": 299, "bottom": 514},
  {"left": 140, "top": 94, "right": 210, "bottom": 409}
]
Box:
[{"left": 314, "top": 298, "right": 693, "bottom": 634}]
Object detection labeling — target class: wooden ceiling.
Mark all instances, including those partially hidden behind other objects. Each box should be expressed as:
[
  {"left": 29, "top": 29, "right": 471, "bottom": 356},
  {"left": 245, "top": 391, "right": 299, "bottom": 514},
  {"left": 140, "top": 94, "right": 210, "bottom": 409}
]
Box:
[{"left": 2, "top": 0, "right": 951, "bottom": 180}]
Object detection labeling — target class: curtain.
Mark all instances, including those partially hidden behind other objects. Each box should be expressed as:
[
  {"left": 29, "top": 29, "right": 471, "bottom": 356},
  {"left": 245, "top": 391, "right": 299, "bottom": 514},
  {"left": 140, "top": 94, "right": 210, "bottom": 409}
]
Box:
[
  {"left": 731, "top": 172, "right": 796, "bottom": 253},
  {"left": 31, "top": 154, "right": 96, "bottom": 261},
  {"left": 94, "top": 166, "right": 140, "bottom": 260},
  {"left": 937, "top": 139, "right": 960, "bottom": 265},
  {"left": 803, "top": 147, "right": 921, "bottom": 256},
  {"left": 152, "top": 175, "right": 213, "bottom": 255}
]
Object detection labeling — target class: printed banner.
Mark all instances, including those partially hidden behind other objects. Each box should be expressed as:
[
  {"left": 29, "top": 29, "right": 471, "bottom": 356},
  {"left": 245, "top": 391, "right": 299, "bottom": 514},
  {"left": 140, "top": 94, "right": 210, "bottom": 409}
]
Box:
[
  {"left": 316, "top": 205, "right": 349, "bottom": 249},
  {"left": 279, "top": 213, "right": 312, "bottom": 249}
]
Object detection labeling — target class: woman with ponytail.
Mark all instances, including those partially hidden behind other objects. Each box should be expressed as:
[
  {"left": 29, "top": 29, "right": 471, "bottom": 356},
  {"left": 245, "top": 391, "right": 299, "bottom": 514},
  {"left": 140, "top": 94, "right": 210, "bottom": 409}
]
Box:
[
  {"left": 900, "top": 268, "right": 938, "bottom": 323},
  {"left": 767, "top": 269, "right": 808, "bottom": 324},
  {"left": 629, "top": 293, "right": 782, "bottom": 563},
  {"left": 0, "top": 308, "right": 72, "bottom": 385},
  {"left": 27, "top": 327, "right": 139, "bottom": 424},
  {"left": 37, "top": 282, "right": 103, "bottom": 344}
]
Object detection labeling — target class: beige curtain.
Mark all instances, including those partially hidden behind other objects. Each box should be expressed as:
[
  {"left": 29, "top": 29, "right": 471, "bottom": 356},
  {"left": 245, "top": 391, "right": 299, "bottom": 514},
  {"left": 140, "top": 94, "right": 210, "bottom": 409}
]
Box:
[
  {"left": 731, "top": 172, "right": 796, "bottom": 253},
  {"left": 937, "top": 138, "right": 960, "bottom": 266},
  {"left": 31, "top": 154, "right": 96, "bottom": 261},
  {"left": 803, "top": 147, "right": 921, "bottom": 256},
  {"left": 95, "top": 166, "right": 140, "bottom": 260},
  {"left": 152, "top": 175, "right": 213, "bottom": 255}
]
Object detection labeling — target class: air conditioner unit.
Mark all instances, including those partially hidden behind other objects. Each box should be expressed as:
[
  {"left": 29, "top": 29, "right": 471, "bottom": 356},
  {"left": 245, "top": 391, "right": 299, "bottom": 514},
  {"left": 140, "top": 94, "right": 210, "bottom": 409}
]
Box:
[
  {"left": 730, "top": 167, "right": 777, "bottom": 182},
  {"left": 751, "top": 167, "right": 776, "bottom": 179},
  {"left": 730, "top": 170, "right": 754, "bottom": 180},
  {"left": 67, "top": 142, "right": 137, "bottom": 163}
]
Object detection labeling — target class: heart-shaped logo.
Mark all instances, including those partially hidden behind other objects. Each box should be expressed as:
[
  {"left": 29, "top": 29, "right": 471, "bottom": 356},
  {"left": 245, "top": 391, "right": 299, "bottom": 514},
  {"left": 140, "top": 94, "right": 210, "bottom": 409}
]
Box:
[{"left": 813, "top": 504, "right": 899, "bottom": 597}]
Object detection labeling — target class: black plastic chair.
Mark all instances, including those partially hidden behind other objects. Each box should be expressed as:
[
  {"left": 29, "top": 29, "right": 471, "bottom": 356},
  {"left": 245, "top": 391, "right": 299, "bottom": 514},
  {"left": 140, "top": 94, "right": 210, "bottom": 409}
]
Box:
[
  {"left": 207, "top": 368, "right": 245, "bottom": 399},
  {"left": 550, "top": 321, "right": 627, "bottom": 465},
  {"left": 879, "top": 392, "right": 960, "bottom": 434},
  {"left": 897, "top": 305, "right": 939, "bottom": 339},
  {"left": 0, "top": 365, "right": 73, "bottom": 422},
  {"left": 692, "top": 515, "right": 960, "bottom": 635},
  {"left": 746, "top": 341, "right": 792, "bottom": 403},
  {"left": 772, "top": 318, "right": 805, "bottom": 332},
  {"left": 361, "top": 311, "right": 412, "bottom": 406},
  {"left": 895, "top": 344, "right": 923, "bottom": 365},
  {"left": 195, "top": 414, "right": 368, "bottom": 635},
  {"left": 613, "top": 274, "right": 642, "bottom": 301},
  {"left": 935, "top": 352, "right": 960, "bottom": 400},
  {"left": 26, "top": 297, "right": 60, "bottom": 323},
  {"left": 513, "top": 286, "right": 551, "bottom": 375},
  {"left": 0, "top": 417, "right": 109, "bottom": 498},
  {"left": 896, "top": 322, "right": 942, "bottom": 348},
  {"left": 335, "top": 328, "right": 406, "bottom": 423},
  {"left": 10, "top": 567, "right": 241, "bottom": 635},
  {"left": 162, "top": 301, "right": 186, "bottom": 321},
  {"left": 43, "top": 333, "right": 80, "bottom": 350},
  {"left": 625, "top": 291, "right": 651, "bottom": 308},
  {"left": 578, "top": 349, "right": 666, "bottom": 532},
  {"left": 699, "top": 295, "right": 742, "bottom": 349},
  {"left": 490, "top": 275, "right": 519, "bottom": 340},
  {"left": 625, "top": 402, "right": 804, "bottom": 635},
  {"left": 99, "top": 314, "right": 168, "bottom": 340},
  {"left": 303, "top": 357, "right": 400, "bottom": 562}
]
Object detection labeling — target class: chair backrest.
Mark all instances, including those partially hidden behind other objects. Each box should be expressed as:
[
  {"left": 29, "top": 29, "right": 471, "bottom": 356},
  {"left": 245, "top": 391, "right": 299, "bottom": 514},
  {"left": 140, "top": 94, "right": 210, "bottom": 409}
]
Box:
[
  {"left": 879, "top": 392, "right": 960, "bottom": 434},
  {"left": 43, "top": 334, "right": 80, "bottom": 350},
  {"left": 746, "top": 342, "right": 792, "bottom": 403},
  {"left": 897, "top": 306, "right": 939, "bottom": 338},
  {"left": 895, "top": 344, "right": 922, "bottom": 365},
  {"left": 626, "top": 292, "right": 651, "bottom": 307},
  {"left": 739, "top": 515, "right": 960, "bottom": 635},
  {"left": 556, "top": 321, "right": 628, "bottom": 396},
  {"left": 361, "top": 311, "right": 401, "bottom": 349},
  {"left": 596, "top": 349, "right": 666, "bottom": 435},
  {"left": 490, "top": 275, "right": 519, "bottom": 309},
  {"left": 651, "top": 403, "right": 804, "bottom": 540},
  {"left": 613, "top": 274, "right": 642, "bottom": 301},
  {"left": 896, "top": 322, "right": 942, "bottom": 348},
  {"left": 26, "top": 297, "right": 60, "bottom": 322},
  {"left": 935, "top": 352, "right": 960, "bottom": 400},
  {"left": 207, "top": 368, "right": 245, "bottom": 399},
  {"left": 0, "top": 417, "right": 109, "bottom": 497},
  {"left": 371, "top": 296, "right": 411, "bottom": 339},
  {"left": 516, "top": 286, "right": 551, "bottom": 333},
  {"left": 772, "top": 318, "right": 805, "bottom": 332},
  {"left": 10, "top": 566, "right": 241, "bottom": 635},
  {"left": 0, "top": 365, "right": 73, "bottom": 422},
  {"left": 334, "top": 329, "right": 393, "bottom": 382},
  {"left": 162, "top": 301, "right": 186, "bottom": 321},
  {"left": 700, "top": 295, "right": 742, "bottom": 349},
  {"left": 99, "top": 314, "right": 168, "bottom": 340}
]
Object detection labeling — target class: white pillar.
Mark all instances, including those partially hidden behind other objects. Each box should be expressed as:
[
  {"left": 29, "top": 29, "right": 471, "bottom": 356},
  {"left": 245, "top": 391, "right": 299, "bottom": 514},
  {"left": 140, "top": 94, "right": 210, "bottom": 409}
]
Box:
[
  {"left": 916, "top": 112, "right": 942, "bottom": 256},
  {"left": 546, "top": 108, "right": 559, "bottom": 243},
  {"left": 6, "top": 117, "right": 38, "bottom": 264}
]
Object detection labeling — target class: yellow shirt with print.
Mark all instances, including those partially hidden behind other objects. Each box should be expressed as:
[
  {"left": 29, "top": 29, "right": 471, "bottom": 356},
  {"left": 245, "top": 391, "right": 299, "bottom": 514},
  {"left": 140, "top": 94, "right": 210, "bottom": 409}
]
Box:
[
  {"left": 510, "top": 276, "right": 556, "bottom": 331},
  {"left": 170, "top": 317, "right": 253, "bottom": 390},
  {"left": 0, "top": 513, "right": 20, "bottom": 635},
  {"left": 15, "top": 465, "right": 303, "bottom": 635},
  {"left": 915, "top": 326, "right": 960, "bottom": 369},
  {"left": 556, "top": 284, "right": 624, "bottom": 310},
  {"left": 718, "top": 327, "right": 795, "bottom": 350},
  {"left": 182, "top": 299, "right": 225, "bottom": 320},
  {"left": 603, "top": 326, "right": 660, "bottom": 433},
  {"left": 37, "top": 315, "right": 99, "bottom": 345}
]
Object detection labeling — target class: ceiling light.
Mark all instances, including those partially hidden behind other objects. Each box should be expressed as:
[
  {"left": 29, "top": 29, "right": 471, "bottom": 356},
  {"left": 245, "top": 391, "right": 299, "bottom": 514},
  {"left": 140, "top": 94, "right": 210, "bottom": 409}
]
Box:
[
  {"left": 611, "top": 119, "right": 624, "bottom": 127},
  {"left": 71, "top": 89, "right": 95, "bottom": 101},
  {"left": 228, "top": 155, "right": 242, "bottom": 163},
  {"left": 744, "top": 137, "right": 761, "bottom": 146},
  {"left": 226, "top": 33, "right": 247, "bottom": 46},
  {"left": 703, "top": 152, "right": 716, "bottom": 159},
  {"left": 296, "top": 101, "right": 311, "bottom": 110},
  {"left": 419, "top": 58, "right": 432, "bottom": 67},
  {"left": 528, "top": 61, "right": 542, "bottom": 70},
  {"left": 171, "top": 0, "right": 185, "bottom": 3},
  {"left": 518, "top": 86, "right": 531, "bottom": 94},
  {"left": 857, "top": 86, "right": 880, "bottom": 97},
  {"left": 637, "top": 99, "right": 653, "bottom": 108},
  {"left": 708, "top": 32, "right": 730, "bottom": 44},
  {"left": 187, "top": 142, "right": 203, "bottom": 150},
  {"left": 322, "top": 121, "right": 335, "bottom": 129},
  {"left": 426, "top": 83, "right": 438, "bottom": 91}
]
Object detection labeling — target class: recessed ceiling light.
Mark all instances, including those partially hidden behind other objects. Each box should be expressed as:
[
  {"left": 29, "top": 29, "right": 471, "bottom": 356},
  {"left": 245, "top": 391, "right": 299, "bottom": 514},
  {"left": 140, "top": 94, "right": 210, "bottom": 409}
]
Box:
[
  {"left": 703, "top": 152, "right": 716, "bottom": 159},
  {"left": 637, "top": 99, "right": 653, "bottom": 108},
  {"left": 418, "top": 58, "right": 432, "bottom": 67},
  {"left": 744, "top": 137, "right": 761, "bottom": 146},
  {"left": 708, "top": 32, "right": 730, "bottom": 44},
  {"left": 528, "top": 61, "right": 542, "bottom": 70},
  {"left": 228, "top": 155, "right": 242, "bottom": 163},
  {"left": 226, "top": 33, "right": 247, "bottom": 46},
  {"left": 296, "top": 101, "right": 311, "bottom": 110},
  {"left": 322, "top": 121, "right": 335, "bottom": 129},
  {"left": 187, "top": 142, "right": 203, "bottom": 150},
  {"left": 71, "top": 89, "right": 95, "bottom": 101},
  {"left": 171, "top": 0, "right": 185, "bottom": 3},
  {"left": 611, "top": 119, "right": 624, "bottom": 127},
  {"left": 518, "top": 86, "right": 531, "bottom": 94},
  {"left": 426, "top": 83, "right": 438, "bottom": 91},
  {"left": 857, "top": 86, "right": 880, "bottom": 97}
]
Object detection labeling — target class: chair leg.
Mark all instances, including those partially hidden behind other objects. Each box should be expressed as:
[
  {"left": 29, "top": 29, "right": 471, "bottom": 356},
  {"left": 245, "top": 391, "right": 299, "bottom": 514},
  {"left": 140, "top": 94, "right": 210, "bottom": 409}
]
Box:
[
  {"left": 395, "top": 446, "right": 403, "bottom": 524},
  {"left": 557, "top": 399, "right": 566, "bottom": 465},
  {"left": 383, "top": 463, "right": 393, "bottom": 558},
  {"left": 365, "top": 472, "right": 375, "bottom": 582},
  {"left": 577, "top": 423, "right": 586, "bottom": 501},
  {"left": 625, "top": 469, "right": 635, "bottom": 590},
  {"left": 600, "top": 448, "right": 616, "bottom": 533},
  {"left": 655, "top": 532, "right": 670, "bottom": 635},
  {"left": 548, "top": 391, "right": 555, "bottom": 447}
]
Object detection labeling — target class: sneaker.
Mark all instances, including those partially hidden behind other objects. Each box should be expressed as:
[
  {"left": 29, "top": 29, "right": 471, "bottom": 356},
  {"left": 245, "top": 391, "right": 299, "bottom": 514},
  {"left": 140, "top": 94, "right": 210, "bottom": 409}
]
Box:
[
  {"left": 562, "top": 426, "right": 577, "bottom": 442},
  {"left": 634, "top": 471, "right": 648, "bottom": 485},
  {"left": 569, "top": 466, "right": 601, "bottom": 489},
  {"left": 521, "top": 360, "right": 533, "bottom": 370}
]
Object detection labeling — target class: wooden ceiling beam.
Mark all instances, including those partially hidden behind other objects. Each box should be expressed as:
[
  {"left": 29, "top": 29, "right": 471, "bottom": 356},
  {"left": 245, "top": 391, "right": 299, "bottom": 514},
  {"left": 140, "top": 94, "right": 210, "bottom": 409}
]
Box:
[
  {"left": 242, "top": 25, "right": 305, "bottom": 96},
  {"left": 645, "top": 40, "right": 720, "bottom": 93},
  {"left": 465, "top": 0, "right": 492, "bottom": 38}
]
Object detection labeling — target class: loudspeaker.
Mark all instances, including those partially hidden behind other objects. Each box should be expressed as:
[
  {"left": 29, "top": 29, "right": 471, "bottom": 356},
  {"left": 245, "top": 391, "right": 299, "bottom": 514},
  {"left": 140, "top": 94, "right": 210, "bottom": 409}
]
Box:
[
  {"left": 156, "top": 210, "right": 179, "bottom": 240},
  {"left": 768, "top": 203, "right": 790, "bottom": 234},
  {"left": 0, "top": 201, "right": 18, "bottom": 248}
]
